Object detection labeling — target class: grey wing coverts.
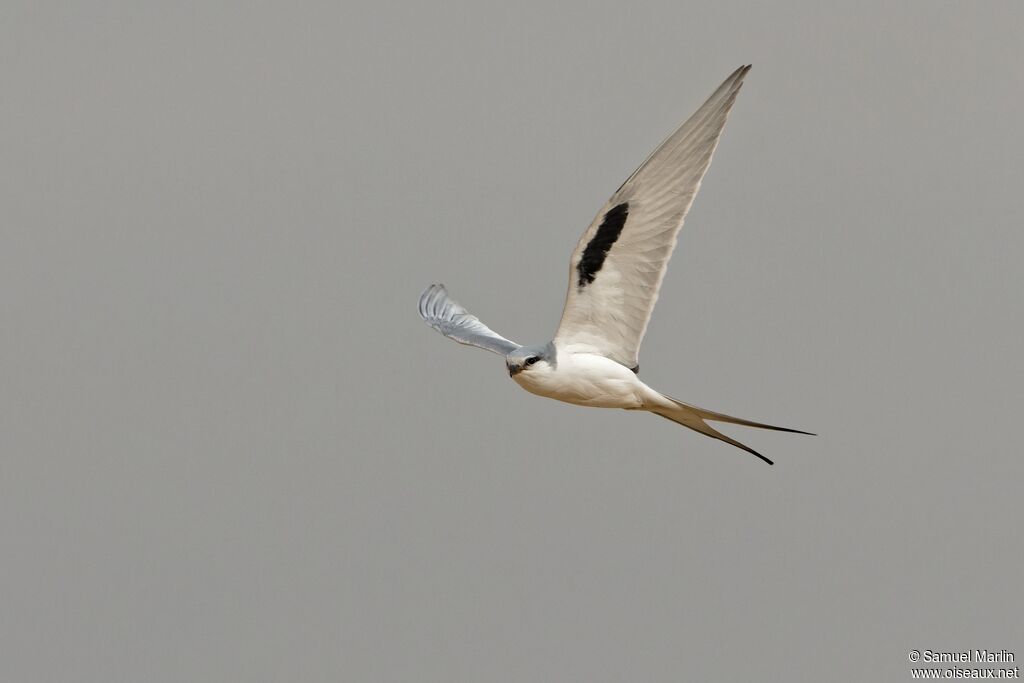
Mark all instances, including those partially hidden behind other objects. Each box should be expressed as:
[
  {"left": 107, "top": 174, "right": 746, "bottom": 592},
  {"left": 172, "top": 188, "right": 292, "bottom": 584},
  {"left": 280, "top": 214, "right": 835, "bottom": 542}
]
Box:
[{"left": 418, "top": 284, "right": 520, "bottom": 356}]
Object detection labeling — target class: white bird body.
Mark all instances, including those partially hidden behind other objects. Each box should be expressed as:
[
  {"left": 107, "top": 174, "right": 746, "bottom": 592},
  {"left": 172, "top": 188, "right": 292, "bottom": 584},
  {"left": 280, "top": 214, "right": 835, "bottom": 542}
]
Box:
[
  {"left": 511, "top": 348, "right": 661, "bottom": 410},
  {"left": 418, "top": 66, "right": 812, "bottom": 464}
]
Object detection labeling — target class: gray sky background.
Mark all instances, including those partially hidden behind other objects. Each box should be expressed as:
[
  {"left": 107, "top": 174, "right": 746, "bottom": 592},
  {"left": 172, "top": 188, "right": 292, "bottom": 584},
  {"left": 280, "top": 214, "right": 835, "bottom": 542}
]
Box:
[{"left": 3, "top": 2, "right": 1022, "bottom": 681}]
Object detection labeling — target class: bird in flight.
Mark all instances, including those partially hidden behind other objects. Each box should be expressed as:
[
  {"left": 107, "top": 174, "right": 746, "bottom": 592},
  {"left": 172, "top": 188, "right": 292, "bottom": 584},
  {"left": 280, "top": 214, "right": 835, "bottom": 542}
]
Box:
[{"left": 418, "top": 65, "right": 812, "bottom": 465}]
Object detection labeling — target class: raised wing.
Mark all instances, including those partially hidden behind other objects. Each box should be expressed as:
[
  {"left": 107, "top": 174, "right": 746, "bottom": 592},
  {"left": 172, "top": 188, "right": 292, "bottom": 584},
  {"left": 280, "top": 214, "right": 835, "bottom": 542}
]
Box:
[
  {"left": 554, "top": 65, "right": 751, "bottom": 370},
  {"left": 418, "top": 284, "right": 520, "bottom": 356}
]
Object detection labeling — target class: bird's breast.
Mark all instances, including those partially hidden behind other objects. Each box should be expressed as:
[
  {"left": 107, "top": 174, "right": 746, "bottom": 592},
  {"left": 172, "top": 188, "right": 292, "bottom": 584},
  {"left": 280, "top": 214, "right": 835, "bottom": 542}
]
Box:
[{"left": 511, "top": 353, "right": 647, "bottom": 409}]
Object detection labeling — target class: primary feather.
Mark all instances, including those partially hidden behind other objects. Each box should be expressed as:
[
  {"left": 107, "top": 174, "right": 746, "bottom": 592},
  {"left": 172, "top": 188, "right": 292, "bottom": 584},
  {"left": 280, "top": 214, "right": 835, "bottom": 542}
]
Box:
[{"left": 418, "top": 284, "right": 520, "bottom": 356}]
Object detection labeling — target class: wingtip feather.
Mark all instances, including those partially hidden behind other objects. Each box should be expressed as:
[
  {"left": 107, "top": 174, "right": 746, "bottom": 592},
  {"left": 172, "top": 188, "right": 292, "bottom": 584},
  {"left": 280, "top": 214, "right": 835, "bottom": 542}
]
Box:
[{"left": 418, "top": 283, "right": 446, "bottom": 320}]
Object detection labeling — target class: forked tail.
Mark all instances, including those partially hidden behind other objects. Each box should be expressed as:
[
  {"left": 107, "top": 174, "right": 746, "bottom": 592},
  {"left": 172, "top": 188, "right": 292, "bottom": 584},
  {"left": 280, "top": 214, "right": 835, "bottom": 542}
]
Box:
[{"left": 651, "top": 396, "right": 814, "bottom": 466}]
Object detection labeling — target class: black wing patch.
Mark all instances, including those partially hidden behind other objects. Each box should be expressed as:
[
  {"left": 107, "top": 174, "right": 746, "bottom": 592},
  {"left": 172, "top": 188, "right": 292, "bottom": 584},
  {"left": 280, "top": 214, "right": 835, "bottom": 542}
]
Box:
[{"left": 576, "top": 202, "right": 629, "bottom": 289}]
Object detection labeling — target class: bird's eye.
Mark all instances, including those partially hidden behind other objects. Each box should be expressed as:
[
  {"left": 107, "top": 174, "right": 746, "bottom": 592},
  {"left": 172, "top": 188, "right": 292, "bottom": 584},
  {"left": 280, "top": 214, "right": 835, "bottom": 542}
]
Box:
[{"left": 525, "top": 356, "right": 540, "bottom": 366}]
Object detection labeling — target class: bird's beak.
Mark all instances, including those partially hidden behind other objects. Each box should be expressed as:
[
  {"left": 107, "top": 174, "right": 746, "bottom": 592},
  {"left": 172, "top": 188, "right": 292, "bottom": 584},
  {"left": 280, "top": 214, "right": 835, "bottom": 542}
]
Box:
[{"left": 507, "top": 363, "right": 522, "bottom": 377}]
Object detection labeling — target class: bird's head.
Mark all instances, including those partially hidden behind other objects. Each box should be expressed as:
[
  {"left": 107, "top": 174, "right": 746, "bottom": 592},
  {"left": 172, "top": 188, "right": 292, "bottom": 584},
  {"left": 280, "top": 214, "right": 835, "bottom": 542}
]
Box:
[{"left": 506, "top": 343, "right": 555, "bottom": 377}]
